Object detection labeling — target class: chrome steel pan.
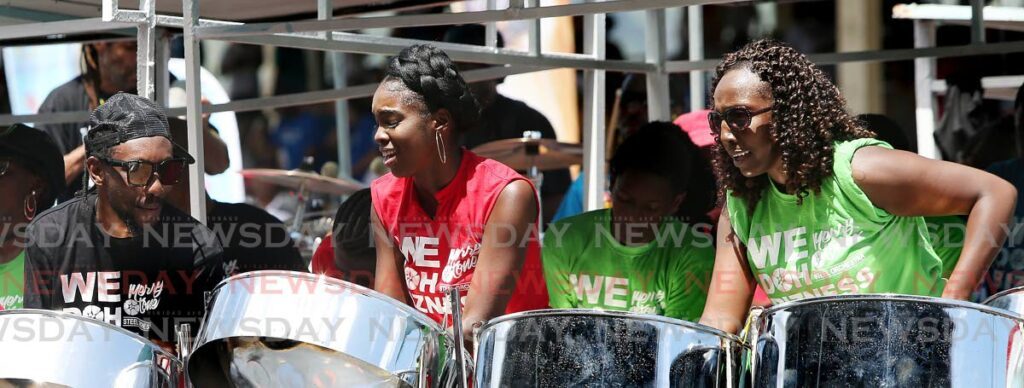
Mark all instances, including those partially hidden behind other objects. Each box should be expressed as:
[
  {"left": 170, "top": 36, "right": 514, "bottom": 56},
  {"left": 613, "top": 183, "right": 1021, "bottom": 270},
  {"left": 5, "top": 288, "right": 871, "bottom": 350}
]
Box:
[
  {"left": 0, "top": 309, "right": 182, "bottom": 387},
  {"left": 187, "top": 270, "right": 453, "bottom": 387},
  {"left": 750, "top": 294, "right": 1024, "bottom": 387},
  {"left": 475, "top": 309, "right": 747, "bottom": 388}
]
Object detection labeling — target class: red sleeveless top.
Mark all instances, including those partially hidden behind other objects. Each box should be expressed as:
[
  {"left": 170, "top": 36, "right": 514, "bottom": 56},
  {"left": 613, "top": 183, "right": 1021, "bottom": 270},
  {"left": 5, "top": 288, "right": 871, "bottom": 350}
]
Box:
[{"left": 371, "top": 150, "right": 549, "bottom": 324}]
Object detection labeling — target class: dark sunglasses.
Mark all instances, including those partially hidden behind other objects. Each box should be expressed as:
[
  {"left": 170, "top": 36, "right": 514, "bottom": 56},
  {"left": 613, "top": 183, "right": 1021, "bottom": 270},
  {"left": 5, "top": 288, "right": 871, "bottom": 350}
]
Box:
[
  {"left": 708, "top": 106, "right": 773, "bottom": 135},
  {"left": 0, "top": 159, "right": 8, "bottom": 178},
  {"left": 101, "top": 157, "right": 186, "bottom": 187}
]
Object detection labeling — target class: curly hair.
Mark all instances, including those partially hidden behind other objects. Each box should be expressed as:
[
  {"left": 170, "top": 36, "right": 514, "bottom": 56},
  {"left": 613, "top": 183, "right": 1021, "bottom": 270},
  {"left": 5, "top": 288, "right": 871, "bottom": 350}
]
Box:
[
  {"left": 610, "top": 121, "right": 716, "bottom": 223},
  {"left": 709, "top": 39, "right": 874, "bottom": 209},
  {"left": 384, "top": 44, "right": 481, "bottom": 134}
]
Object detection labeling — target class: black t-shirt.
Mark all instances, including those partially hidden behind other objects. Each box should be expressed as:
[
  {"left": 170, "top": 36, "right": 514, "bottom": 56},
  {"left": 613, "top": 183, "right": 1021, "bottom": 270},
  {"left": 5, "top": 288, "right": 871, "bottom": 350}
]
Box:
[
  {"left": 36, "top": 77, "right": 99, "bottom": 203},
  {"left": 460, "top": 94, "right": 571, "bottom": 197},
  {"left": 207, "top": 200, "right": 307, "bottom": 275},
  {"left": 23, "top": 193, "right": 226, "bottom": 345}
]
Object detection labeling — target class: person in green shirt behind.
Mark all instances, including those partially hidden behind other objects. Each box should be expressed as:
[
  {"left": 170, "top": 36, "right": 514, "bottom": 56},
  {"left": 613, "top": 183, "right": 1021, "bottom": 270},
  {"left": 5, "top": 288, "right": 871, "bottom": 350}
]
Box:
[
  {"left": 542, "top": 122, "right": 716, "bottom": 322},
  {"left": 0, "top": 124, "right": 65, "bottom": 310},
  {"left": 698, "top": 40, "right": 1017, "bottom": 335}
]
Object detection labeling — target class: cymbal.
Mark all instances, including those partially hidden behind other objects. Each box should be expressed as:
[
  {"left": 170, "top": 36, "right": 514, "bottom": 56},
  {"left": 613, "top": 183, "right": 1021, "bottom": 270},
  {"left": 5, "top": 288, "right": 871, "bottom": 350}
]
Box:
[
  {"left": 471, "top": 138, "right": 583, "bottom": 171},
  {"left": 240, "top": 169, "right": 366, "bottom": 196}
]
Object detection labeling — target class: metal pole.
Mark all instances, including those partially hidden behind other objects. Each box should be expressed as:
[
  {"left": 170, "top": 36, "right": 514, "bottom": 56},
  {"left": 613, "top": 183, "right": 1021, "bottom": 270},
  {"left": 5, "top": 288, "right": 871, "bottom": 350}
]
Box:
[
  {"left": 102, "top": 0, "right": 118, "bottom": 21},
  {"left": 136, "top": 0, "right": 156, "bottom": 100},
  {"left": 582, "top": 2, "right": 606, "bottom": 212},
  {"left": 195, "top": 0, "right": 744, "bottom": 39},
  {"left": 913, "top": 20, "right": 939, "bottom": 159},
  {"left": 0, "top": 18, "right": 136, "bottom": 40},
  {"left": 448, "top": 288, "right": 468, "bottom": 388},
  {"left": 688, "top": 5, "right": 705, "bottom": 112},
  {"left": 645, "top": 9, "right": 670, "bottom": 121},
  {"left": 486, "top": 0, "right": 498, "bottom": 48},
  {"left": 154, "top": 28, "right": 171, "bottom": 107},
  {"left": 319, "top": 0, "right": 352, "bottom": 179},
  {"left": 183, "top": 0, "right": 208, "bottom": 223},
  {"left": 971, "top": 0, "right": 985, "bottom": 44},
  {"left": 525, "top": 0, "right": 541, "bottom": 56}
]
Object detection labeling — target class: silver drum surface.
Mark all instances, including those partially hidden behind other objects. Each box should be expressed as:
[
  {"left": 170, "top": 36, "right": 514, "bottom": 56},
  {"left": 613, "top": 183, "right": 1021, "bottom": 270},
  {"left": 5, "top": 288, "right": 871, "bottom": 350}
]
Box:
[
  {"left": 751, "top": 294, "right": 1024, "bottom": 387},
  {"left": 475, "top": 309, "right": 747, "bottom": 388},
  {"left": 187, "top": 270, "right": 453, "bottom": 387},
  {"left": 984, "top": 286, "right": 1024, "bottom": 317},
  {"left": 0, "top": 309, "right": 182, "bottom": 387}
]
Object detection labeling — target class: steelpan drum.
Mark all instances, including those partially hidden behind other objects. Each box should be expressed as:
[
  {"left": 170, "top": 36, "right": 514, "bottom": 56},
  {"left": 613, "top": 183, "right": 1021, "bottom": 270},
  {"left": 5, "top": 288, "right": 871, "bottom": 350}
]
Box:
[
  {"left": 475, "top": 309, "right": 747, "bottom": 388},
  {"left": 0, "top": 309, "right": 182, "bottom": 387},
  {"left": 984, "top": 286, "right": 1024, "bottom": 316},
  {"left": 187, "top": 270, "right": 454, "bottom": 387},
  {"left": 750, "top": 294, "right": 1024, "bottom": 387}
]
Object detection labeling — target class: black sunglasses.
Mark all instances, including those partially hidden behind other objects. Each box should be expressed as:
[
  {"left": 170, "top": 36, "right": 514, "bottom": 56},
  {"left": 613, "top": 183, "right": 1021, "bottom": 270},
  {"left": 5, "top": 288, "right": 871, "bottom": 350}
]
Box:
[
  {"left": 0, "top": 159, "right": 9, "bottom": 178},
  {"left": 708, "top": 106, "right": 773, "bottom": 135},
  {"left": 101, "top": 157, "right": 186, "bottom": 187}
]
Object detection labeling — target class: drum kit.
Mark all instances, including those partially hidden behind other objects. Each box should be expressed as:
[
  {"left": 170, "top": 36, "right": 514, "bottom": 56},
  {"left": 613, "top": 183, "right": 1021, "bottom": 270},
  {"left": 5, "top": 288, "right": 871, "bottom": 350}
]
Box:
[
  {"left": 2, "top": 278, "right": 1022, "bottom": 387},
  {"left": 471, "top": 131, "right": 584, "bottom": 222},
  {"left": 240, "top": 166, "right": 366, "bottom": 263}
]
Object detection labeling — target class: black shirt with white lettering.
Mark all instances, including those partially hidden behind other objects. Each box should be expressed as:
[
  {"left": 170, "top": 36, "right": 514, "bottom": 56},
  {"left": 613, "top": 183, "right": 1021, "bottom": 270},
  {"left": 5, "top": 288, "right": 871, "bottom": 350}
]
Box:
[{"left": 23, "top": 192, "right": 226, "bottom": 345}]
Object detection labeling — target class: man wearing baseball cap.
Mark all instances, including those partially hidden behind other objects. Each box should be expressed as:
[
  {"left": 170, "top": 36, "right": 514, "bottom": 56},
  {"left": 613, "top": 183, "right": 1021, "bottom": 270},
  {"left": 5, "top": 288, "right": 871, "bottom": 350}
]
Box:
[
  {"left": 23, "top": 93, "right": 225, "bottom": 350},
  {"left": 0, "top": 124, "right": 65, "bottom": 310}
]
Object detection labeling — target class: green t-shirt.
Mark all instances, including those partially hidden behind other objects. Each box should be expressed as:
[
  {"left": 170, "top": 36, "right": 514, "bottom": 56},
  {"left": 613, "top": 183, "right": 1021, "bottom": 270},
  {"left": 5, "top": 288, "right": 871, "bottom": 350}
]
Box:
[
  {"left": 726, "top": 138, "right": 946, "bottom": 304},
  {"left": 925, "top": 215, "right": 965, "bottom": 279},
  {"left": 0, "top": 251, "right": 25, "bottom": 310},
  {"left": 541, "top": 209, "right": 715, "bottom": 321}
]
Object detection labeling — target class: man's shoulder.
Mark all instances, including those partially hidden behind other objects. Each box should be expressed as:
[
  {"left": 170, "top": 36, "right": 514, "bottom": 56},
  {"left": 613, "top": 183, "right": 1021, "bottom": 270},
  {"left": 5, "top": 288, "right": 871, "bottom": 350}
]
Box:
[
  {"left": 159, "top": 203, "right": 202, "bottom": 224},
  {"left": 38, "top": 76, "right": 88, "bottom": 112},
  {"left": 31, "top": 195, "right": 88, "bottom": 228},
  {"left": 25, "top": 196, "right": 91, "bottom": 262}
]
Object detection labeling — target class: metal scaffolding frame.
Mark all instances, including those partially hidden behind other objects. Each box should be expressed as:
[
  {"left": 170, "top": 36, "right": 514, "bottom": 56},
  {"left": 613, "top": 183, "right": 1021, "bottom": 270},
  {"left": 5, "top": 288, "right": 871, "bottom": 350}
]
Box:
[
  {"left": 0, "top": 0, "right": 1021, "bottom": 222},
  {"left": 893, "top": 3, "right": 1024, "bottom": 159}
]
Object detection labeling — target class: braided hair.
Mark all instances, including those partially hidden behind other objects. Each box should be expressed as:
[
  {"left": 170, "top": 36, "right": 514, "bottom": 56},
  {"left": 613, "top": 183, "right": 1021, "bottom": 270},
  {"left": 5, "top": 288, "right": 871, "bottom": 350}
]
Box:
[
  {"left": 610, "top": 121, "right": 715, "bottom": 224},
  {"left": 332, "top": 189, "right": 375, "bottom": 286},
  {"left": 709, "top": 39, "right": 874, "bottom": 209},
  {"left": 384, "top": 44, "right": 481, "bottom": 134}
]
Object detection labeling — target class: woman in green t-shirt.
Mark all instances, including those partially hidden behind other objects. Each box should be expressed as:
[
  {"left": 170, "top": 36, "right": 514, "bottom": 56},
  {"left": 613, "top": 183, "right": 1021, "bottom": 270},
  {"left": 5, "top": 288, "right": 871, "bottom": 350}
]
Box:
[
  {"left": 698, "top": 40, "right": 1017, "bottom": 334},
  {"left": 0, "top": 124, "right": 65, "bottom": 311},
  {"left": 542, "top": 122, "right": 716, "bottom": 322}
]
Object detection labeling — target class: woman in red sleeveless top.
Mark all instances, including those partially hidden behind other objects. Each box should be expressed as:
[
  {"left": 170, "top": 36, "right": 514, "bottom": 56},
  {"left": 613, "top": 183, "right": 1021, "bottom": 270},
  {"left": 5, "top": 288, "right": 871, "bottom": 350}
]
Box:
[{"left": 369, "top": 45, "right": 548, "bottom": 339}]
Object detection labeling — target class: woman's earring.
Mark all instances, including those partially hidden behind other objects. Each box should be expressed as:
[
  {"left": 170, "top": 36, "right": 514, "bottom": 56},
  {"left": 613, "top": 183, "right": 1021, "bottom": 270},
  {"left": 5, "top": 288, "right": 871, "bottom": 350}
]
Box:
[
  {"left": 23, "top": 190, "right": 38, "bottom": 221},
  {"left": 435, "top": 130, "right": 447, "bottom": 165}
]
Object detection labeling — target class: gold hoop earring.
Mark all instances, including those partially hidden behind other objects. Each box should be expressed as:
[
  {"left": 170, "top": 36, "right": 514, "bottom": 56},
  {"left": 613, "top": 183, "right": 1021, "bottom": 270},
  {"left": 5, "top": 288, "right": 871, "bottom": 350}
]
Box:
[
  {"left": 435, "top": 130, "right": 447, "bottom": 164},
  {"left": 23, "top": 190, "right": 37, "bottom": 221}
]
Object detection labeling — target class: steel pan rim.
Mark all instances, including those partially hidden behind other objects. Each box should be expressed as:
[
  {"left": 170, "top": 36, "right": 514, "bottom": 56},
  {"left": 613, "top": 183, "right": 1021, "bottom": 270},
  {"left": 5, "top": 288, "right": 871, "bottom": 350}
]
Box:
[
  {"left": 981, "top": 285, "right": 1024, "bottom": 306},
  {"left": 478, "top": 308, "right": 747, "bottom": 344},
  {"left": 0, "top": 308, "right": 182, "bottom": 362},
  {"left": 762, "top": 293, "right": 1024, "bottom": 321},
  {"left": 208, "top": 270, "right": 445, "bottom": 333}
]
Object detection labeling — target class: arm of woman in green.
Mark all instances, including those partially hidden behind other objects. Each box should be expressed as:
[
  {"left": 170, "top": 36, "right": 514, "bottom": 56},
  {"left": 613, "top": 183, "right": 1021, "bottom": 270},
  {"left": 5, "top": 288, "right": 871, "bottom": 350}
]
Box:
[
  {"left": 852, "top": 146, "right": 1017, "bottom": 300},
  {"left": 698, "top": 211, "right": 757, "bottom": 334}
]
